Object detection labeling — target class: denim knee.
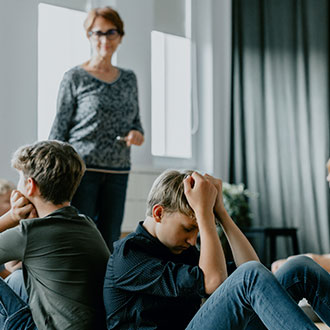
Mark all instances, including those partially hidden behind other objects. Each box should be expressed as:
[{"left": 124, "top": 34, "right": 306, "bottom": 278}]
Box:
[
  {"left": 237, "top": 261, "right": 273, "bottom": 283},
  {"left": 275, "top": 255, "right": 318, "bottom": 282},
  {"left": 238, "top": 260, "right": 267, "bottom": 273},
  {"left": 285, "top": 255, "right": 316, "bottom": 270}
]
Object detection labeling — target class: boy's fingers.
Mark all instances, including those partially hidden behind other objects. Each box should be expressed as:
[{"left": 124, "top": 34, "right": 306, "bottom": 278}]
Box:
[
  {"left": 11, "top": 190, "right": 29, "bottom": 206},
  {"left": 183, "top": 176, "right": 193, "bottom": 193},
  {"left": 204, "top": 173, "right": 216, "bottom": 183},
  {"left": 19, "top": 204, "right": 34, "bottom": 218},
  {"left": 10, "top": 190, "right": 21, "bottom": 202},
  {"left": 191, "top": 171, "right": 203, "bottom": 181},
  {"left": 28, "top": 208, "right": 37, "bottom": 219},
  {"left": 15, "top": 196, "right": 29, "bottom": 208},
  {"left": 203, "top": 174, "right": 213, "bottom": 184},
  {"left": 204, "top": 174, "right": 223, "bottom": 190}
]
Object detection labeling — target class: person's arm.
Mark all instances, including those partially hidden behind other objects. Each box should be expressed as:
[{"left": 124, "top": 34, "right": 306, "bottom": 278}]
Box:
[
  {"left": 0, "top": 192, "right": 29, "bottom": 265},
  {"left": 0, "top": 227, "right": 26, "bottom": 266},
  {"left": 0, "top": 191, "right": 33, "bottom": 275},
  {"left": 4, "top": 260, "right": 22, "bottom": 273},
  {"left": 48, "top": 72, "right": 76, "bottom": 141},
  {"left": 0, "top": 190, "right": 37, "bottom": 233},
  {"left": 184, "top": 173, "right": 227, "bottom": 294},
  {"left": 205, "top": 174, "right": 259, "bottom": 267},
  {"left": 272, "top": 253, "right": 330, "bottom": 273},
  {"left": 125, "top": 72, "right": 144, "bottom": 147}
]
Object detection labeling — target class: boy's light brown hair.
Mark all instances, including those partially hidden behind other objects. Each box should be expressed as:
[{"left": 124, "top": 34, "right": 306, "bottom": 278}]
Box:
[
  {"left": 11, "top": 140, "right": 85, "bottom": 205},
  {"left": 146, "top": 169, "right": 195, "bottom": 218}
]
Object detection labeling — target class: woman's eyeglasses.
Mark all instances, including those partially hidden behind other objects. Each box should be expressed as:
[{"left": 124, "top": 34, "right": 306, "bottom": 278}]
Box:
[{"left": 88, "top": 29, "right": 120, "bottom": 40}]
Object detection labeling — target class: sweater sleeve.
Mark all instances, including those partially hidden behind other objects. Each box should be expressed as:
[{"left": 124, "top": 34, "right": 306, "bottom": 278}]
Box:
[
  {"left": 0, "top": 225, "right": 27, "bottom": 264},
  {"left": 130, "top": 73, "right": 144, "bottom": 135},
  {"left": 49, "top": 71, "right": 77, "bottom": 141}
]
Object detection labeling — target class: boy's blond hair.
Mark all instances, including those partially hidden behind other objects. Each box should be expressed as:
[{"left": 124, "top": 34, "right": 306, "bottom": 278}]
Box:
[
  {"left": 146, "top": 169, "right": 195, "bottom": 218},
  {"left": 0, "top": 179, "right": 15, "bottom": 195},
  {"left": 11, "top": 140, "right": 85, "bottom": 205}
]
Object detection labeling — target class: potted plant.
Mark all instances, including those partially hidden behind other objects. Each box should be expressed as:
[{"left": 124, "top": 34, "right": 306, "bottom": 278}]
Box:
[{"left": 221, "top": 182, "right": 256, "bottom": 229}]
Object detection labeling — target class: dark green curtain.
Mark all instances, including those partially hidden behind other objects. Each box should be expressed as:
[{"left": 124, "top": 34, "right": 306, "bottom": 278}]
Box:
[{"left": 230, "top": 0, "right": 330, "bottom": 256}]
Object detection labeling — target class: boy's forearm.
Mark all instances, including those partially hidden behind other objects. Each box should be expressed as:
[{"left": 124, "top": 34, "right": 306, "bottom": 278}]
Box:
[
  {"left": 215, "top": 207, "right": 259, "bottom": 266},
  {"left": 197, "top": 211, "right": 228, "bottom": 294},
  {"left": 5, "top": 260, "right": 22, "bottom": 272},
  {"left": 0, "top": 211, "right": 18, "bottom": 233}
]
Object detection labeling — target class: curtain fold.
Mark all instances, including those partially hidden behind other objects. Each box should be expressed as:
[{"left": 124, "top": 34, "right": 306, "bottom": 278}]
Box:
[{"left": 230, "top": 0, "right": 330, "bottom": 255}]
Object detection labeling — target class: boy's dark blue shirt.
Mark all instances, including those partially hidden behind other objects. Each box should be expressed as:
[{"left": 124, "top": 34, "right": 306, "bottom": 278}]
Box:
[{"left": 103, "top": 222, "right": 207, "bottom": 329}]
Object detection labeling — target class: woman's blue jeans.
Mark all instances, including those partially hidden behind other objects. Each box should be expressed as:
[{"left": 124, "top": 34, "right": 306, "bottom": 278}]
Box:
[
  {"left": 71, "top": 171, "right": 129, "bottom": 252},
  {"left": 186, "top": 260, "right": 321, "bottom": 330}
]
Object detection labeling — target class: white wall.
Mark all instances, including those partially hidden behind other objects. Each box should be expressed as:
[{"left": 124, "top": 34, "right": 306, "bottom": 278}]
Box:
[
  {"left": 0, "top": 0, "right": 87, "bottom": 184},
  {"left": 115, "top": 0, "right": 232, "bottom": 176}
]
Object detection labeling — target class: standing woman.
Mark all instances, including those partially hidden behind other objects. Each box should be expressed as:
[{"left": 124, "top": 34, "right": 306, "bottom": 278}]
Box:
[{"left": 49, "top": 7, "right": 144, "bottom": 251}]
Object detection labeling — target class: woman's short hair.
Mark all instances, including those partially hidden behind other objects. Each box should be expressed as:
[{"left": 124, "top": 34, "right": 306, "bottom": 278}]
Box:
[
  {"left": 11, "top": 140, "right": 85, "bottom": 205},
  {"left": 146, "top": 169, "right": 195, "bottom": 218},
  {"left": 84, "top": 6, "right": 125, "bottom": 37}
]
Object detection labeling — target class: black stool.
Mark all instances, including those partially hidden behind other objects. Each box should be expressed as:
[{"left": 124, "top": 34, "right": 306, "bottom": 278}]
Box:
[{"left": 242, "top": 227, "right": 300, "bottom": 268}]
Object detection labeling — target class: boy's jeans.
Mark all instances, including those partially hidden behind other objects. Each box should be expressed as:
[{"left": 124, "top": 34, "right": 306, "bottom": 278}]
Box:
[
  {"left": 186, "top": 260, "right": 322, "bottom": 330},
  {"left": 4, "top": 270, "right": 28, "bottom": 304},
  {"left": 1, "top": 257, "right": 328, "bottom": 329},
  {"left": 0, "top": 278, "right": 36, "bottom": 330},
  {"left": 275, "top": 256, "right": 330, "bottom": 325}
]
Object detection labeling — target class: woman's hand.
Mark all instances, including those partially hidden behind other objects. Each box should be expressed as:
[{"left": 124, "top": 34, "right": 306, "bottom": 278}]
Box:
[{"left": 125, "top": 130, "right": 144, "bottom": 146}]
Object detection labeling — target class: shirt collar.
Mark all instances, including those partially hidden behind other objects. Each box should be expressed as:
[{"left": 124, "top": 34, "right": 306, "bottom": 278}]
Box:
[
  {"left": 44, "top": 205, "right": 79, "bottom": 219},
  {"left": 134, "top": 221, "right": 197, "bottom": 261}
]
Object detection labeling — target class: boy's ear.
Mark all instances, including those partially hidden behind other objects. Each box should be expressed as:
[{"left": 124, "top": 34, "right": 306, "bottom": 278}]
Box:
[
  {"left": 152, "top": 204, "right": 164, "bottom": 223},
  {"left": 26, "top": 178, "right": 38, "bottom": 197}
]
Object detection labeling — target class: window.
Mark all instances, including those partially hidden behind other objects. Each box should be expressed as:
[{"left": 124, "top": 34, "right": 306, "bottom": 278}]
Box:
[
  {"left": 151, "top": 31, "right": 193, "bottom": 159},
  {"left": 37, "top": 4, "right": 90, "bottom": 140}
]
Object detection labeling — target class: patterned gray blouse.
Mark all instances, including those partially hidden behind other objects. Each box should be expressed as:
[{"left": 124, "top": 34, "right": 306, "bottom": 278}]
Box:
[{"left": 49, "top": 66, "right": 144, "bottom": 171}]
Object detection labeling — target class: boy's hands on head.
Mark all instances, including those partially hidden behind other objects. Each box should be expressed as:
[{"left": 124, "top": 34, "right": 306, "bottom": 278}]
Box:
[
  {"left": 185, "top": 174, "right": 228, "bottom": 292},
  {"left": 183, "top": 172, "right": 217, "bottom": 221},
  {"left": 204, "top": 174, "right": 227, "bottom": 220},
  {"left": 9, "top": 190, "right": 38, "bottom": 224}
]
